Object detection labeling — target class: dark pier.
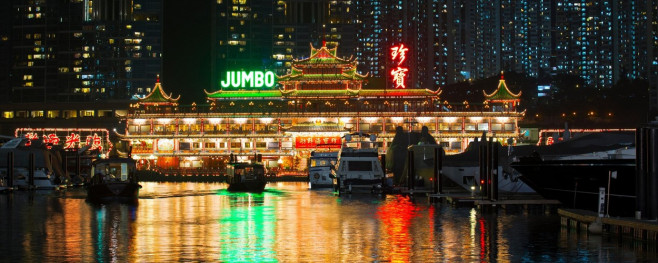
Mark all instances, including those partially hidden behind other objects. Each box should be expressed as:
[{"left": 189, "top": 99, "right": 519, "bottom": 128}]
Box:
[{"left": 559, "top": 208, "right": 658, "bottom": 241}]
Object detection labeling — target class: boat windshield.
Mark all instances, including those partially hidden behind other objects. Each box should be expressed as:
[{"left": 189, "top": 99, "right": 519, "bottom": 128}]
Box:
[
  {"left": 92, "top": 162, "right": 131, "bottom": 182},
  {"left": 310, "top": 158, "right": 336, "bottom": 168}
]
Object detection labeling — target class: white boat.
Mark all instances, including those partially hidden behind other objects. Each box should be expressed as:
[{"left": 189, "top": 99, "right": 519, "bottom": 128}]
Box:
[
  {"left": 9, "top": 167, "right": 62, "bottom": 190},
  {"left": 0, "top": 137, "right": 66, "bottom": 190},
  {"left": 332, "top": 133, "right": 386, "bottom": 194},
  {"left": 442, "top": 140, "right": 535, "bottom": 194},
  {"left": 308, "top": 151, "right": 338, "bottom": 189}
]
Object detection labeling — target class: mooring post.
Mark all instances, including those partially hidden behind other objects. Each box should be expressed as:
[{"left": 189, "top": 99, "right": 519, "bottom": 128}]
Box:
[
  {"left": 491, "top": 142, "right": 499, "bottom": 201},
  {"left": 648, "top": 127, "right": 658, "bottom": 220},
  {"left": 29, "top": 152, "right": 35, "bottom": 188},
  {"left": 408, "top": 147, "right": 415, "bottom": 192},
  {"left": 479, "top": 143, "right": 488, "bottom": 197},
  {"left": 486, "top": 139, "right": 493, "bottom": 200},
  {"left": 636, "top": 127, "right": 646, "bottom": 219},
  {"left": 7, "top": 151, "right": 14, "bottom": 188},
  {"left": 598, "top": 187, "right": 606, "bottom": 218}
]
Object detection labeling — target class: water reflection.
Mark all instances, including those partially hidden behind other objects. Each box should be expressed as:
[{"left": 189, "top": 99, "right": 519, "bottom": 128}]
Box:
[
  {"left": 218, "top": 191, "right": 276, "bottom": 262},
  {"left": 0, "top": 182, "right": 655, "bottom": 262},
  {"left": 90, "top": 203, "right": 138, "bottom": 262},
  {"left": 376, "top": 195, "right": 419, "bottom": 262}
]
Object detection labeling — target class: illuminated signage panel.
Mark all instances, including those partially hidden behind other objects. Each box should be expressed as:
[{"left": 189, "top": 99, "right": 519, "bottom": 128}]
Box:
[
  {"left": 220, "top": 71, "right": 276, "bottom": 89},
  {"left": 390, "top": 44, "right": 409, "bottom": 89}
]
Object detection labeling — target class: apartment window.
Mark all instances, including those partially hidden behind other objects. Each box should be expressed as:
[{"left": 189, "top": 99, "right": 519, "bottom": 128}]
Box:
[
  {"left": 3, "top": 112, "right": 14, "bottom": 118},
  {"left": 30, "top": 111, "right": 44, "bottom": 118},
  {"left": 80, "top": 110, "right": 95, "bottom": 117}
]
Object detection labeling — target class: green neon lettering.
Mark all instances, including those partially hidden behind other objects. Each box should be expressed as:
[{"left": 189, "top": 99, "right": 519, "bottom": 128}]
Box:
[
  {"left": 230, "top": 71, "right": 241, "bottom": 87},
  {"left": 220, "top": 71, "right": 231, "bottom": 88},
  {"left": 254, "top": 71, "right": 264, "bottom": 87},
  {"left": 265, "top": 71, "right": 275, "bottom": 87},
  {"left": 220, "top": 70, "right": 276, "bottom": 88},
  {"left": 241, "top": 71, "right": 254, "bottom": 87}
]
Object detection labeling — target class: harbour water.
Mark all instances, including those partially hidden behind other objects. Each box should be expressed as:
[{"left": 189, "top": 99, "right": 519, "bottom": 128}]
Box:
[{"left": 0, "top": 182, "right": 655, "bottom": 262}]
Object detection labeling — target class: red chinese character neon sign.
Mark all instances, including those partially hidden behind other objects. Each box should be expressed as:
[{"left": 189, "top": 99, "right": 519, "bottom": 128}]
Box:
[
  {"left": 391, "top": 67, "right": 409, "bottom": 89},
  {"left": 65, "top": 133, "right": 80, "bottom": 149},
  {"left": 85, "top": 133, "right": 103, "bottom": 151},
  {"left": 24, "top": 132, "right": 39, "bottom": 147},
  {"left": 391, "top": 44, "right": 408, "bottom": 65},
  {"left": 390, "top": 44, "right": 410, "bottom": 89},
  {"left": 42, "top": 133, "right": 60, "bottom": 149}
]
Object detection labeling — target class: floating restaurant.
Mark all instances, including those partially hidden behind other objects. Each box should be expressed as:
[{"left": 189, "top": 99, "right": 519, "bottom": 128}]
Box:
[{"left": 118, "top": 42, "right": 524, "bottom": 173}]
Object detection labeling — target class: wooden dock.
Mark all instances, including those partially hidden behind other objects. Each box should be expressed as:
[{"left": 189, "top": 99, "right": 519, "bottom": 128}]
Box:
[
  {"left": 559, "top": 208, "right": 658, "bottom": 241},
  {"left": 426, "top": 192, "right": 560, "bottom": 212}
]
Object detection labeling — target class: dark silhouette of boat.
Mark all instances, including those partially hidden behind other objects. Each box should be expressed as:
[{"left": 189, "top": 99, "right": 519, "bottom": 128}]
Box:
[
  {"left": 226, "top": 162, "right": 267, "bottom": 192},
  {"left": 510, "top": 132, "right": 636, "bottom": 216},
  {"left": 87, "top": 158, "right": 141, "bottom": 203}
]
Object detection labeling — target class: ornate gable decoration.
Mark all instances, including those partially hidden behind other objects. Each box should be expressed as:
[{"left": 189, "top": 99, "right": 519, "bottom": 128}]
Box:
[
  {"left": 483, "top": 74, "right": 521, "bottom": 105},
  {"left": 139, "top": 77, "right": 180, "bottom": 106}
]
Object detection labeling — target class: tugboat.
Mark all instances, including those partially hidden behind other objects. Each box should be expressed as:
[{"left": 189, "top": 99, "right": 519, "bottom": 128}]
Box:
[
  {"left": 226, "top": 154, "right": 267, "bottom": 192},
  {"left": 86, "top": 158, "right": 141, "bottom": 203}
]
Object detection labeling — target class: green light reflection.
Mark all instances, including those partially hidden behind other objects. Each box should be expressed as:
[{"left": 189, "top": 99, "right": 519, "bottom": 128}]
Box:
[{"left": 218, "top": 191, "right": 278, "bottom": 262}]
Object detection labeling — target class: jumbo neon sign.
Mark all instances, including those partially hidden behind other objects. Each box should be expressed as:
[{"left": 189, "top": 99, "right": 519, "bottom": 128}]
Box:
[{"left": 220, "top": 71, "right": 276, "bottom": 89}]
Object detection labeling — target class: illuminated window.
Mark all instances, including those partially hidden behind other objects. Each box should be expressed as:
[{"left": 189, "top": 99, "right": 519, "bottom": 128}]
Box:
[
  {"left": 80, "top": 110, "right": 95, "bottom": 117},
  {"left": 24, "top": 82, "right": 33, "bottom": 87},
  {"left": 30, "top": 111, "right": 44, "bottom": 118},
  {"left": 47, "top": 110, "right": 60, "bottom": 118},
  {"left": 23, "top": 75, "right": 32, "bottom": 80},
  {"left": 3, "top": 111, "right": 14, "bottom": 118},
  {"left": 82, "top": 88, "right": 91, "bottom": 93}
]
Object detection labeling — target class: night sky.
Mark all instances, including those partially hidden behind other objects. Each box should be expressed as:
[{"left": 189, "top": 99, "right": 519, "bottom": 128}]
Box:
[{"left": 163, "top": 1, "right": 212, "bottom": 104}]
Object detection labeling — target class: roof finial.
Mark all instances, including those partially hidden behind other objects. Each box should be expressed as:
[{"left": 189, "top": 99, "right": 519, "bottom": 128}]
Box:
[
  {"left": 500, "top": 71, "right": 504, "bottom": 80},
  {"left": 156, "top": 74, "right": 160, "bottom": 83},
  {"left": 322, "top": 24, "right": 326, "bottom": 47}
]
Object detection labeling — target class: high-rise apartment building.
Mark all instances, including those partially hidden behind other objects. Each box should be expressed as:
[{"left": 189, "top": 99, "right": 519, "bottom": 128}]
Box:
[
  {"left": 8, "top": 0, "right": 162, "bottom": 103},
  {"left": 212, "top": 0, "right": 356, "bottom": 87}
]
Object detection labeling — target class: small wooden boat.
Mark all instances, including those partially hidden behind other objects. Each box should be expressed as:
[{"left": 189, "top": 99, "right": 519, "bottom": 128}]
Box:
[
  {"left": 86, "top": 158, "right": 141, "bottom": 203},
  {"left": 226, "top": 162, "right": 267, "bottom": 192}
]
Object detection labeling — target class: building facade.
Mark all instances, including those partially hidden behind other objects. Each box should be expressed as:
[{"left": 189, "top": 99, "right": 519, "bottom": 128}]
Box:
[
  {"left": 120, "top": 43, "right": 523, "bottom": 174},
  {"left": 7, "top": 0, "right": 162, "bottom": 103}
]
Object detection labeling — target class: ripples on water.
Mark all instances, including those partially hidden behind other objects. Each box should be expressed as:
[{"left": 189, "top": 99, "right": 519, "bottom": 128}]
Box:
[{"left": 0, "top": 182, "right": 655, "bottom": 262}]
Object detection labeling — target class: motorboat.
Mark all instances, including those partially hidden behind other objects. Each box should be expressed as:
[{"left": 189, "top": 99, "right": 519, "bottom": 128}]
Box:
[
  {"left": 509, "top": 132, "right": 636, "bottom": 216},
  {"left": 308, "top": 151, "right": 338, "bottom": 189},
  {"left": 86, "top": 158, "right": 141, "bottom": 203},
  {"left": 442, "top": 140, "right": 535, "bottom": 194},
  {"left": 332, "top": 133, "right": 386, "bottom": 194},
  {"left": 0, "top": 137, "right": 67, "bottom": 190},
  {"left": 226, "top": 162, "right": 267, "bottom": 192}
]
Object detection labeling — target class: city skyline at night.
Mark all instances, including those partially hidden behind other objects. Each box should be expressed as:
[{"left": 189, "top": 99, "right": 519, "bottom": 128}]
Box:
[{"left": 0, "top": 0, "right": 656, "bottom": 110}]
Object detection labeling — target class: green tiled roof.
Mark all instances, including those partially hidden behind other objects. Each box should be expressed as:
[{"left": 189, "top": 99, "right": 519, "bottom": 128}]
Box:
[
  {"left": 139, "top": 82, "right": 180, "bottom": 104},
  {"left": 205, "top": 89, "right": 283, "bottom": 99},
  {"left": 484, "top": 79, "right": 521, "bottom": 101},
  {"left": 205, "top": 88, "right": 441, "bottom": 100}
]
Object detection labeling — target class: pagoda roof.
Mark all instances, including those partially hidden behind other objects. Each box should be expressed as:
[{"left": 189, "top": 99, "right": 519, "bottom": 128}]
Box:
[
  {"left": 139, "top": 80, "right": 180, "bottom": 105},
  {"left": 205, "top": 88, "right": 440, "bottom": 100},
  {"left": 483, "top": 75, "right": 521, "bottom": 102},
  {"left": 292, "top": 42, "right": 352, "bottom": 65},
  {"left": 204, "top": 89, "right": 283, "bottom": 100}
]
